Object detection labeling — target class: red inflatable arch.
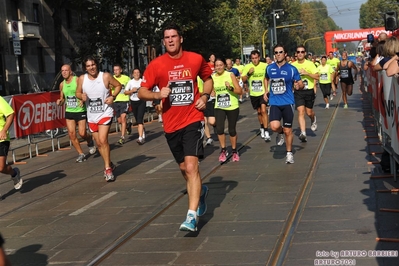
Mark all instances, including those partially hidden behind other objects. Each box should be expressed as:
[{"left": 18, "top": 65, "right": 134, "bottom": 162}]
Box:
[{"left": 324, "top": 27, "right": 391, "bottom": 54}]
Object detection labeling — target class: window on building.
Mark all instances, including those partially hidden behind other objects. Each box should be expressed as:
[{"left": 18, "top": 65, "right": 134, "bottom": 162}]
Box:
[{"left": 33, "top": 3, "right": 39, "bottom": 23}]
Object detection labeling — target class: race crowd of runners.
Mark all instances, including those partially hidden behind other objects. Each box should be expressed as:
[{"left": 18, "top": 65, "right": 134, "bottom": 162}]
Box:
[{"left": 0, "top": 22, "right": 365, "bottom": 233}]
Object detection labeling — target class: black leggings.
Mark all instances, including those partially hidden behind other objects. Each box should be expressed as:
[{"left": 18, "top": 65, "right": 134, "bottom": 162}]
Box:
[
  {"left": 214, "top": 108, "right": 239, "bottom": 137},
  {"left": 131, "top": 100, "right": 146, "bottom": 124}
]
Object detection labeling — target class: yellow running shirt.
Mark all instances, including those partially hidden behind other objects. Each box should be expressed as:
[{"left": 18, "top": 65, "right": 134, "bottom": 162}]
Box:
[
  {"left": 242, "top": 62, "right": 268, "bottom": 96},
  {"left": 113, "top": 74, "right": 131, "bottom": 102},
  {"left": 317, "top": 64, "right": 334, "bottom": 84},
  {"left": 291, "top": 60, "right": 318, "bottom": 90}
]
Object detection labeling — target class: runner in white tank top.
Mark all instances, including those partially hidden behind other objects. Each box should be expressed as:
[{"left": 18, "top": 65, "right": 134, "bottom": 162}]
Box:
[
  {"left": 82, "top": 71, "right": 114, "bottom": 123},
  {"left": 76, "top": 56, "right": 122, "bottom": 182}
]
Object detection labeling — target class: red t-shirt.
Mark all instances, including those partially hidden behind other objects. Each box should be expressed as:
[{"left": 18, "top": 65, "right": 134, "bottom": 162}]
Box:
[
  {"left": 207, "top": 62, "right": 215, "bottom": 72},
  {"left": 141, "top": 51, "right": 213, "bottom": 133}
]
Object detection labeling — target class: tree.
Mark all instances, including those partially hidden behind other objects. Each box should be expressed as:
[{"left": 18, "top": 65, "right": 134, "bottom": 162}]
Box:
[{"left": 359, "top": 0, "right": 399, "bottom": 29}]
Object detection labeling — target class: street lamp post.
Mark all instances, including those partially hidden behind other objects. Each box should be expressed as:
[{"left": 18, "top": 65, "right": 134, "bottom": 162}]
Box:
[
  {"left": 262, "top": 23, "right": 303, "bottom": 57},
  {"left": 272, "top": 9, "right": 284, "bottom": 45}
]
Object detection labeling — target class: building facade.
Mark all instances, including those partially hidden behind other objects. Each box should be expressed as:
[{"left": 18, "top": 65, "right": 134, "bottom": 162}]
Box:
[{"left": 0, "top": 0, "right": 83, "bottom": 95}]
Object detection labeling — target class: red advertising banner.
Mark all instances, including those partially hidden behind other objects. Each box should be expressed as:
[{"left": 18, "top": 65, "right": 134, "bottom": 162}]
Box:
[{"left": 12, "top": 92, "right": 66, "bottom": 138}]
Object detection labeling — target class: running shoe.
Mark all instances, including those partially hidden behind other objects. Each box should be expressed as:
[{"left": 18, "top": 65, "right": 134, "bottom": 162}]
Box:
[
  {"left": 264, "top": 131, "right": 271, "bottom": 142},
  {"left": 197, "top": 185, "right": 209, "bottom": 217},
  {"left": 343, "top": 104, "right": 348, "bottom": 109},
  {"left": 88, "top": 139, "right": 96, "bottom": 155},
  {"left": 11, "top": 168, "right": 23, "bottom": 190},
  {"left": 276, "top": 133, "right": 285, "bottom": 146},
  {"left": 299, "top": 133, "right": 307, "bottom": 142},
  {"left": 330, "top": 95, "right": 334, "bottom": 100},
  {"left": 232, "top": 152, "right": 240, "bottom": 162},
  {"left": 260, "top": 128, "right": 265, "bottom": 139},
  {"left": 118, "top": 137, "right": 125, "bottom": 145},
  {"left": 218, "top": 150, "right": 229, "bottom": 162},
  {"left": 311, "top": 120, "right": 317, "bottom": 131},
  {"left": 136, "top": 138, "right": 145, "bottom": 145},
  {"left": 179, "top": 213, "right": 197, "bottom": 232},
  {"left": 325, "top": 103, "right": 330, "bottom": 109},
  {"left": 205, "top": 138, "right": 214, "bottom": 146},
  {"left": 285, "top": 152, "right": 294, "bottom": 164},
  {"left": 76, "top": 153, "right": 86, "bottom": 163},
  {"left": 104, "top": 167, "right": 115, "bottom": 182},
  {"left": 126, "top": 122, "right": 132, "bottom": 135}
]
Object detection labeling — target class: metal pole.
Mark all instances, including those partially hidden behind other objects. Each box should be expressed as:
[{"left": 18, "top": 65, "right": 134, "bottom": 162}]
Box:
[
  {"left": 15, "top": 56, "right": 21, "bottom": 94},
  {"left": 273, "top": 11, "right": 277, "bottom": 45},
  {"left": 269, "top": 28, "right": 274, "bottom": 55},
  {"left": 239, "top": 16, "right": 243, "bottom": 63}
]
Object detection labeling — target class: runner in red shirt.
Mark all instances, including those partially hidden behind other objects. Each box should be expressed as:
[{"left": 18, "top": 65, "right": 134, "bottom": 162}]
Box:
[{"left": 139, "top": 23, "right": 213, "bottom": 232}]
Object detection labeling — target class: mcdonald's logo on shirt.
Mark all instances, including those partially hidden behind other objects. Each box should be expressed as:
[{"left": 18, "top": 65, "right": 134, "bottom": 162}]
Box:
[{"left": 169, "top": 68, "right": 192, "bottom": 80}]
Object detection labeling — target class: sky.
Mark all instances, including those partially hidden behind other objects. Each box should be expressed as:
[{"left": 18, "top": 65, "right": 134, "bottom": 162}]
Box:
[{"left": 321, "top": 0, "right": 368, "bottom": 30}]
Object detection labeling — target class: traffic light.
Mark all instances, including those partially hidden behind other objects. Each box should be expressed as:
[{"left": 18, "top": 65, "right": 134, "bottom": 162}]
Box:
[{"left": 385, "top": 11, "right": 398, "bottom": 31}]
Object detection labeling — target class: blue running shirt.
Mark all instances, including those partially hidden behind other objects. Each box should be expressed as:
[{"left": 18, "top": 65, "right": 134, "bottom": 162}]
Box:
[{"left": 265, "top": 63, "right": 301, "bottom": 106}]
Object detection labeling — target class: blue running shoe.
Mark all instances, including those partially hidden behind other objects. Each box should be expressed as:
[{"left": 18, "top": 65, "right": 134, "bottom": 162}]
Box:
[
  {"left": 179, "top": 213, "right": 197, "bottom": 232},
  {"left": 197, "top": 185, "right": 209, "bottom": 217}
]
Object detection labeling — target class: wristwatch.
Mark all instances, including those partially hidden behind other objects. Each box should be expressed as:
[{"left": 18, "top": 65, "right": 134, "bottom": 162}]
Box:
[{"left": 202, "top": 93, "right": 210, "bottom": 100}]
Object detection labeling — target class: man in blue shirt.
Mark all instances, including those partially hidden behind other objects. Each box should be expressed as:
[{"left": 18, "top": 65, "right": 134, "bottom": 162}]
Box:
[{"left": 264, "top": 44, "right": 304, "bottom": 164}]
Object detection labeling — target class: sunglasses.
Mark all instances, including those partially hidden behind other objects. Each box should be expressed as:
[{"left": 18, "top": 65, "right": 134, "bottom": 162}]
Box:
[
  {"left": 274, "top": 50, "right": 284, "bottom": 54},
  {"left": 296, "top": 51, "right": 306, "bottom": 54}
]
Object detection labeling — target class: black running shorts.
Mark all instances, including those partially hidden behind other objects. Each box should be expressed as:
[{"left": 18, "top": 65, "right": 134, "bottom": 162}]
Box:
[
  {"left": 294, "top": 89, "right": 316, "bottom": 109},
  {"left": 65, "top": 111, "right": 87, "bottom": 122},
  {"left": 269, "top": 105, "right": 295, "bottom": 128},
  {"left": 113, "top": 101, "right": 129, "bottom": 118},
  {"left": 250, "top": 95, "right": 267, "bottom": 110},
  {"left": 0, "top": 141, "right": 10, "bottom": 157},
  {"left": 165, "top": 121, "right": 204, "bottom": 164}
]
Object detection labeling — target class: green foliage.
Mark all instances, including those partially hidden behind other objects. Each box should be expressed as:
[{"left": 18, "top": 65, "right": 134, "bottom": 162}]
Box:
[
  {"left": 359, "top": 0, "right": 399, "bottom": 29},
  {"left": 69, "top": 0, "right": 343, "bottom": 66}
]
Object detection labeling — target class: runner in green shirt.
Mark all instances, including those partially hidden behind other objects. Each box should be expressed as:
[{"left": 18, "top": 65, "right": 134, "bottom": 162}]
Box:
[
  {"left": 112, "top": 64, "right": 131, "bottom": 145},
  {"left": 56, "top": 64, "right": 96, "bottom": 163},
  {"left": 0, "top": 96, "right": 22, "bottom": 190},
  {"left": 241, "top": 50, "right": 271, "bottom": 142}
]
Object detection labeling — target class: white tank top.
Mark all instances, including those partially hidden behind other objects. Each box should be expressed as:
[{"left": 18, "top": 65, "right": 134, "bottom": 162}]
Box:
[
  {"left": 82, "top": 72, "right": 114, "bottom": 123},
  {"left": 125, "top": 78, "right": 142, "bottom": 101}
]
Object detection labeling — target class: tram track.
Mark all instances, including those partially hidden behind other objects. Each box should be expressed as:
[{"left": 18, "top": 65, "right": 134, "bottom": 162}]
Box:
[
  {"left": 85, "top": 98, "right": 342, "bottom": 266},
  {"left": 267, "top": 96, "right": 341, "bottom": 265},
  {"left": 0, "top": 139, "right": 170, "bottom": 219},
  {"left": 86, "top": 131, "right": 261, "bottom": 266},
  {"left": 1, "top": 96, "right": 343, "bottom": 265}
]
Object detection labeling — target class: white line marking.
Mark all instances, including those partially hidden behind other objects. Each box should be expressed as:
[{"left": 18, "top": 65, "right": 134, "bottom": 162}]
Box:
[
  {"left": 146, "top": 159, "right": 174, "bottom": 174},
  {"left": 69, "top": 191, "right": 118, "bottom": 216},
  {"left": 237, "top": 117, "right": 248, "bottom": 124}
]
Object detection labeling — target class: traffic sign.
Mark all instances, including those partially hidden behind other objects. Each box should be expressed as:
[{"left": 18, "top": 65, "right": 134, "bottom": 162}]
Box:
[
  {"left": 13, "top": 41, "right": 21, "bottom": 55},
  {"left": 11, "top": 20, "right": 20, "bottom": 41}
]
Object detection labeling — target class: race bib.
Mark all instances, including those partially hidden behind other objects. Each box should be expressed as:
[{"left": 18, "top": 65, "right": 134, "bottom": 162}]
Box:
[
  {"left": 216, "top": 93, "right": 231, "bottom": 108},
  {"left": 251, "top": 80, "right": 263, "bottom": 92},
  {"left": 303, "top": 79, "right": 309, "bottom": 89},
  {"left": 341, "top": 69, "right": 349, "bottom": 78},
  {"left": 270, "top": 78, "right": 286, "bottom": 95},
  {"left": 88, "top": 98, "right": 104, "bottom": 113},
  {"left": 320, "top": 73, "right": 328, "bottom": 81},
  {"left": 119, "top": 84, "right": 125, "bottom": 94},
  {"left": 66, "top": 96, "right": 78, "bottom": 108},
  {"left": 169, "top": 80, "right": 194, "bottom": 106}
]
